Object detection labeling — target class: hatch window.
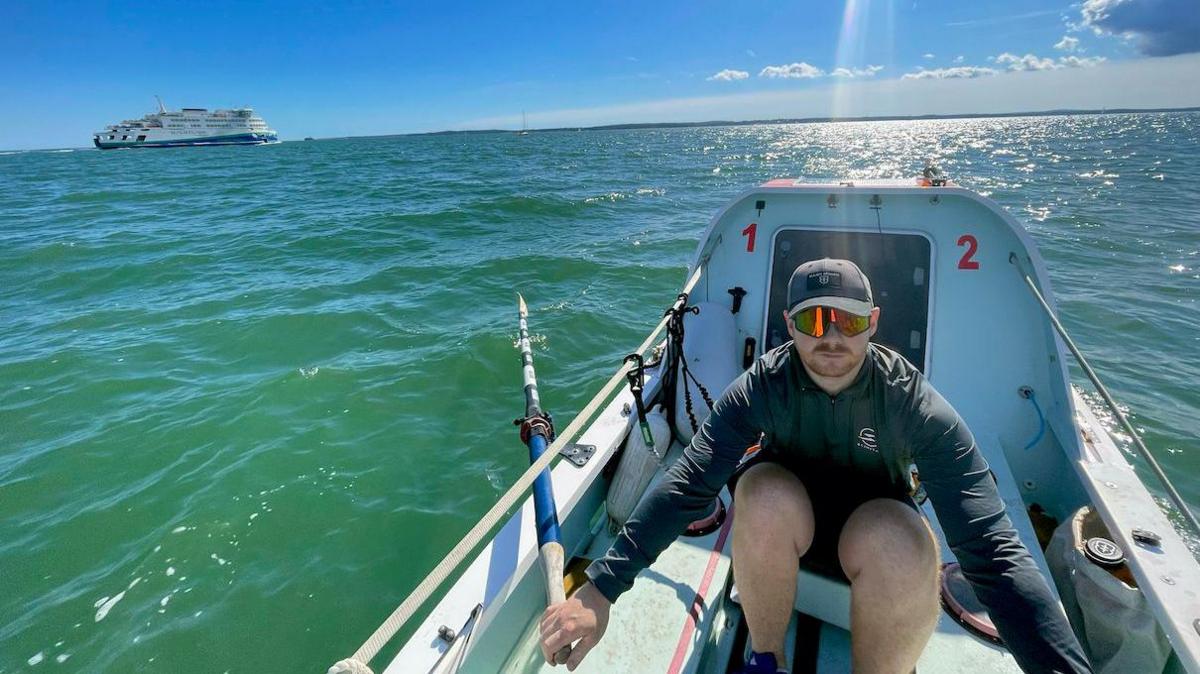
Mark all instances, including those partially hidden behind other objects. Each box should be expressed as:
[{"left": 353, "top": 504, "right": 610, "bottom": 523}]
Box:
[{"left": 766, "top": 229, "right": 932, "bottom": 370}]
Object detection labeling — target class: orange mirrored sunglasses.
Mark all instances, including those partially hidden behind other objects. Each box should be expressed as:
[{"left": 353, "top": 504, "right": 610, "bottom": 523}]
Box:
[{"left": 790, "top": 306, "right": 871, "bottom": 338}]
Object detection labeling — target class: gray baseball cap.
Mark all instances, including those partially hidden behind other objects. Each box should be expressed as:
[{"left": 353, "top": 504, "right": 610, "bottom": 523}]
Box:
[{"left": 786, "top": 258, "right": 874, "bottom": 316}]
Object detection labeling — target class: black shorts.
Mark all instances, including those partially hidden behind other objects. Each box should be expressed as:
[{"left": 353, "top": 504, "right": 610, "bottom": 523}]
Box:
[{"left": 729, "top": 454, "right": 918, "bottom": 582}]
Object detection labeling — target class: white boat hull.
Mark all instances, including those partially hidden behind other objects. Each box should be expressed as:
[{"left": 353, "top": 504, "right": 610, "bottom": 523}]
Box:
[{"left": 364, "top": 180, "right": 1200, "bottom": 674}]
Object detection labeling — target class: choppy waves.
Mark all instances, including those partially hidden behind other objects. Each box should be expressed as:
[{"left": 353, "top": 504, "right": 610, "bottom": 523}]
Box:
[{"left": 1, "top": 112, "right": 1197, "bottom": 671}]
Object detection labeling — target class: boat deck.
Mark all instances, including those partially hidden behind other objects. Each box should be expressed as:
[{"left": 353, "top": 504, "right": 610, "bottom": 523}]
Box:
[{"left": 499, "top": 439, "right": 736, "bottom": 674}]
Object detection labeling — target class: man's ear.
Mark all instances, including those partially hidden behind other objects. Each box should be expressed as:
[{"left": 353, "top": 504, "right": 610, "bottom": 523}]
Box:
[{"left": 868, "top": 306, "right": 881, "bottom": 338}]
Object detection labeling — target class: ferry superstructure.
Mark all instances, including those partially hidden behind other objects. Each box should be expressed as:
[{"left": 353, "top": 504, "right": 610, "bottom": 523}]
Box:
[{"left": 92, "top": 98, "right": 277, "bottom": 149}]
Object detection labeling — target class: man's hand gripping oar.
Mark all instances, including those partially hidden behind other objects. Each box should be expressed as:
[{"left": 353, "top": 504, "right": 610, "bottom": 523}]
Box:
[{"left": 516, "top": 295, "right": 610, "bottom": 669}]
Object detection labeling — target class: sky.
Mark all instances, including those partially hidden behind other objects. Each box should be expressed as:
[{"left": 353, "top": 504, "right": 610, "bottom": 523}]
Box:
[{"left": 2, "top": 0, "right": 1199, "bottom": 150}]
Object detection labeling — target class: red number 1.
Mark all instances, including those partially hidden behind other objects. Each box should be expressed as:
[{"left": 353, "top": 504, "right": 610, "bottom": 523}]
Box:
[{"left": 742, "top": 223, "right": 757, "bottom": 252}]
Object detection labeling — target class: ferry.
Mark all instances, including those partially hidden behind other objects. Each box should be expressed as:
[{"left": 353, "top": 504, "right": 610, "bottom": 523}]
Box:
[{"left": 92, "top": 97, "right": 277, "bottom": 149}]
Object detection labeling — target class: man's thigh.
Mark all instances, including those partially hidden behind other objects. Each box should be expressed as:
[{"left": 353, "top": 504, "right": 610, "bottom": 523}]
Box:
[
  {"left": 731, "top": 464, "right": 815, "bottom": 528},
  {"left": 837, "top": 498, "right": 938, "bottom": 582}
]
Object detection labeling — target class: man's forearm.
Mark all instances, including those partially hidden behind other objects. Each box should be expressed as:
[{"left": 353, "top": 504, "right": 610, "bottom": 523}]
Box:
[
  {"left": 954, "top": 533, "right": 1092, "bottom": 673},
  {"left": 585, "top": 452, "right": 724, "bottom": 602},
  {"left": 584, "top": 365, "right": 765, "bottom": 603}
]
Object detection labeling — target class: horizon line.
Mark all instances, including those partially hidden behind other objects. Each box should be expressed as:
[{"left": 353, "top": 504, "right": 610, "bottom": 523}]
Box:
[{"left": 8, "top": 105, "right": 1200, "bottom": 152}]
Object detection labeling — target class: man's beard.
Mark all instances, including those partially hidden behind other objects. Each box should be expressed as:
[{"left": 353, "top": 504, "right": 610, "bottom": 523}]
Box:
[{"left": 803, "top": 343, "right": 863, "bottom": 378}]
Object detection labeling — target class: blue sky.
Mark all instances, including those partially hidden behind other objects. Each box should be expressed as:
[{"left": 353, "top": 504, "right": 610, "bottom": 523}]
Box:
[{"left": 2, "top": 0, "right": 1198, "bottom": 149}]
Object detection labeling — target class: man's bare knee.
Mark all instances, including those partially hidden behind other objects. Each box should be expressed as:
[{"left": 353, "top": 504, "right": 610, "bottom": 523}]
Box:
[
  {"left": 837, "top": 499, "right": 937, "bottom": 582},
  {"left": 734, "top": 464, "right": 815, "bottom": 557}
]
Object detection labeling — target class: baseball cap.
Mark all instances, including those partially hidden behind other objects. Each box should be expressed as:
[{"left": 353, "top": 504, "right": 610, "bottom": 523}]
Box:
[{"left": 786, "top": 258, "right": 874, "bottom": 316}]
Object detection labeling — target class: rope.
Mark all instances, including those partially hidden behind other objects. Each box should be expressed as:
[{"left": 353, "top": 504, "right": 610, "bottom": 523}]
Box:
[
  {"left": 327, "top": 659, "right": 374, "bottom": 674},
  {"left": 338, "top": 265, "right": 705, "bottom": 670},
  {"left": 1022, "top": 390, "right": 1046, "bottom": 451},
  {"left": 1009, "top": 253, "right": 1200, "bottom": 537},
  {"left": 684, "top": 367, "right": 714, "bottom": 418}
]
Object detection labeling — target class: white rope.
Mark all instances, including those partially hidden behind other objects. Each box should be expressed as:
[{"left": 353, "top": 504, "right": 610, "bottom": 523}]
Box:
[
  {"left": 340, "top": 265, "right": 705, "bottom": 669},
  {"left": 327, "top": 659, "right": 374, "bottom": 674}
]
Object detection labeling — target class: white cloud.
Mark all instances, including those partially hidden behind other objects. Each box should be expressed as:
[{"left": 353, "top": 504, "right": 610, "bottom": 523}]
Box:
[
  {"left": 954, "top": 55, "right": 965, "bottom": 63},
  {"left": 1055, "top": 36, "right": 1080, "bottom": 51},
  {"left": 707, "top": 69, "right": 750, "bottom": 82},
  {"left": 759, "top": 62, "right": 824, "bottom": 79},
  {"left": 996, "top": 52, "right": 1060, "bottom": 71},
  {"left": 830, "top": 65, "right": 884, "bottom": 78},
  {"left": 1060, "top": 55, "right": 1107, "bottom": 67},
  {"left": 994, "top": 52, "right": 1107, "bottom": 71},
  {"left": 1082, "top": 0, "right": 1200, "bottom": 56},
  {"left": 923, "top": 53, "right": 936, "bottom": 59},
  {"left": 758, "top": 62, "right": 881, "bottom": 80},
  {"left": 746, "top": 49, "right": 757, "bottom": 58},
  {"left": 945, "top": 9, "right": 1062, "bottom": 27},
  {"left": 902, "top": 66, "right": 1000, "bottom": 80}
]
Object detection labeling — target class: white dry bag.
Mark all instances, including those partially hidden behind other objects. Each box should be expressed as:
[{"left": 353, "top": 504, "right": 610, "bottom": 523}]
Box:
[{"left": 606, "top": 405, "right": 672, "bottom": 527}]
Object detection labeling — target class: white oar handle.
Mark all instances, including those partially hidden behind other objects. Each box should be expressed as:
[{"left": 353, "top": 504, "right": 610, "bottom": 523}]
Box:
[
  {"left": 540, "top": 541, "right": 571, "bottom": 664},
  {"left": 541, "top": 541, "right": 566, "bottom": 604}
]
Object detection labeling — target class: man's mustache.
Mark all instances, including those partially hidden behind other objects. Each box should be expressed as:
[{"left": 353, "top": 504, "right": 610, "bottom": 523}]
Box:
[{"left": 814, "top": 344, "right": 850, "bottom": 354}]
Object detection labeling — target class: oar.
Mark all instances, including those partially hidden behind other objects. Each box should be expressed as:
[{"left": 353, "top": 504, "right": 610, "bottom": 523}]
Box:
[{"left": 515, "top": 293, "right": 571, "bottom": 665}]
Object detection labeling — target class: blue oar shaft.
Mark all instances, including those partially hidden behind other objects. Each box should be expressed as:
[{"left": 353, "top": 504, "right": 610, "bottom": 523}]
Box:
[
  {"left": 517, "top": 297, "right": 561, "bottom": 547},
  {"left": 517, "top": 294, "right": 570, "bottom": 664},
  {"left": 528, "top": 434, "right": 562, "bottom": 544}
]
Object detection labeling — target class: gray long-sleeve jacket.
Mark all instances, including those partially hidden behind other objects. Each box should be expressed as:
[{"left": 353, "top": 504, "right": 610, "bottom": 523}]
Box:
[{"left": 586, "top": 342, "right": 1091, "bottom": 673}]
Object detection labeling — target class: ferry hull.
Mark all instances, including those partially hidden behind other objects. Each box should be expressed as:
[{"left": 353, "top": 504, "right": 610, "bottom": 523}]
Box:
[{"left": 94, "top": 133, "right": 278, "bottom": 149}]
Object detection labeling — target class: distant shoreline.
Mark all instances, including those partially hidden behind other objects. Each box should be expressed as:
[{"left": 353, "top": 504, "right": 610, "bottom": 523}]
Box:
[
  {"left": 9, "top": 106, "right": 1199, "bottom": 151},
  {"left": 412, "top": 106, "right": 1200, "bottom": 137}
]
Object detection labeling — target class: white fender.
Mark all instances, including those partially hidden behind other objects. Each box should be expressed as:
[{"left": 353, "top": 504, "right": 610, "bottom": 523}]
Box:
[
  {"left": 673, "top": 301, "right": 740, "bottom": 443},
  {"left": 606, "top": 405, "right": 672, "bottom": 527}
]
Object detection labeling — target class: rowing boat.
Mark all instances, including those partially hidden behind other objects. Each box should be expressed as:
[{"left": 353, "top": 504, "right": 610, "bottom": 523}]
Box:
[{"left": 332, "top": 177, "right": 1200, "bottom": 674}]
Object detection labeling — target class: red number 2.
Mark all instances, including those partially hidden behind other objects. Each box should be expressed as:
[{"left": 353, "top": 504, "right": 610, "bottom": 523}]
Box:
[
  {"left": 957, "top": 234, "right": 979, "bottom": 270},
  {"left": 742, "top": 223, "right": 757, "bottom": 252}
]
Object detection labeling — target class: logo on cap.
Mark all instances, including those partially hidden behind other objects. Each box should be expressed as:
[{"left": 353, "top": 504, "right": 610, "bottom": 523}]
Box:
[{"left": 807, "top": 271, "right": 842, "bottom": 290}]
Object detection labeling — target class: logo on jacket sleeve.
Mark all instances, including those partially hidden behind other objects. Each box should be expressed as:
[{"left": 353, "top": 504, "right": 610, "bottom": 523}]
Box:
[{"left": 856, "top": 427, "right": 878, "bottom": 452}]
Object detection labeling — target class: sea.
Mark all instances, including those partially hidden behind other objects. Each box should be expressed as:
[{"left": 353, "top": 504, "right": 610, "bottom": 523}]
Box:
[{"left": 1, "top": 112, "right": 1197, "bottom": 672}]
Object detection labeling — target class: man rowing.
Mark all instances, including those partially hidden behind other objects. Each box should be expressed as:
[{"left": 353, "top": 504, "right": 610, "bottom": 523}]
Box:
[{"left": 539, "top": 258, "right": 1091, "bottom": 673}]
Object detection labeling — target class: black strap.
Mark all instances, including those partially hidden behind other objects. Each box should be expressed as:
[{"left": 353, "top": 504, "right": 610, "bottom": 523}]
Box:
[
  {"left": 623, "top": 353, "right": 650, "bottom": 423},
  {"left": 664, "top": 295, "right": 713, "bottom": 435}
]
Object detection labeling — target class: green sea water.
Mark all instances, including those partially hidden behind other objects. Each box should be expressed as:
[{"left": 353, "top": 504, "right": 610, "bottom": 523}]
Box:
[{"left": 2, "top": 112, "right": 1197, "bottom": 672}]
